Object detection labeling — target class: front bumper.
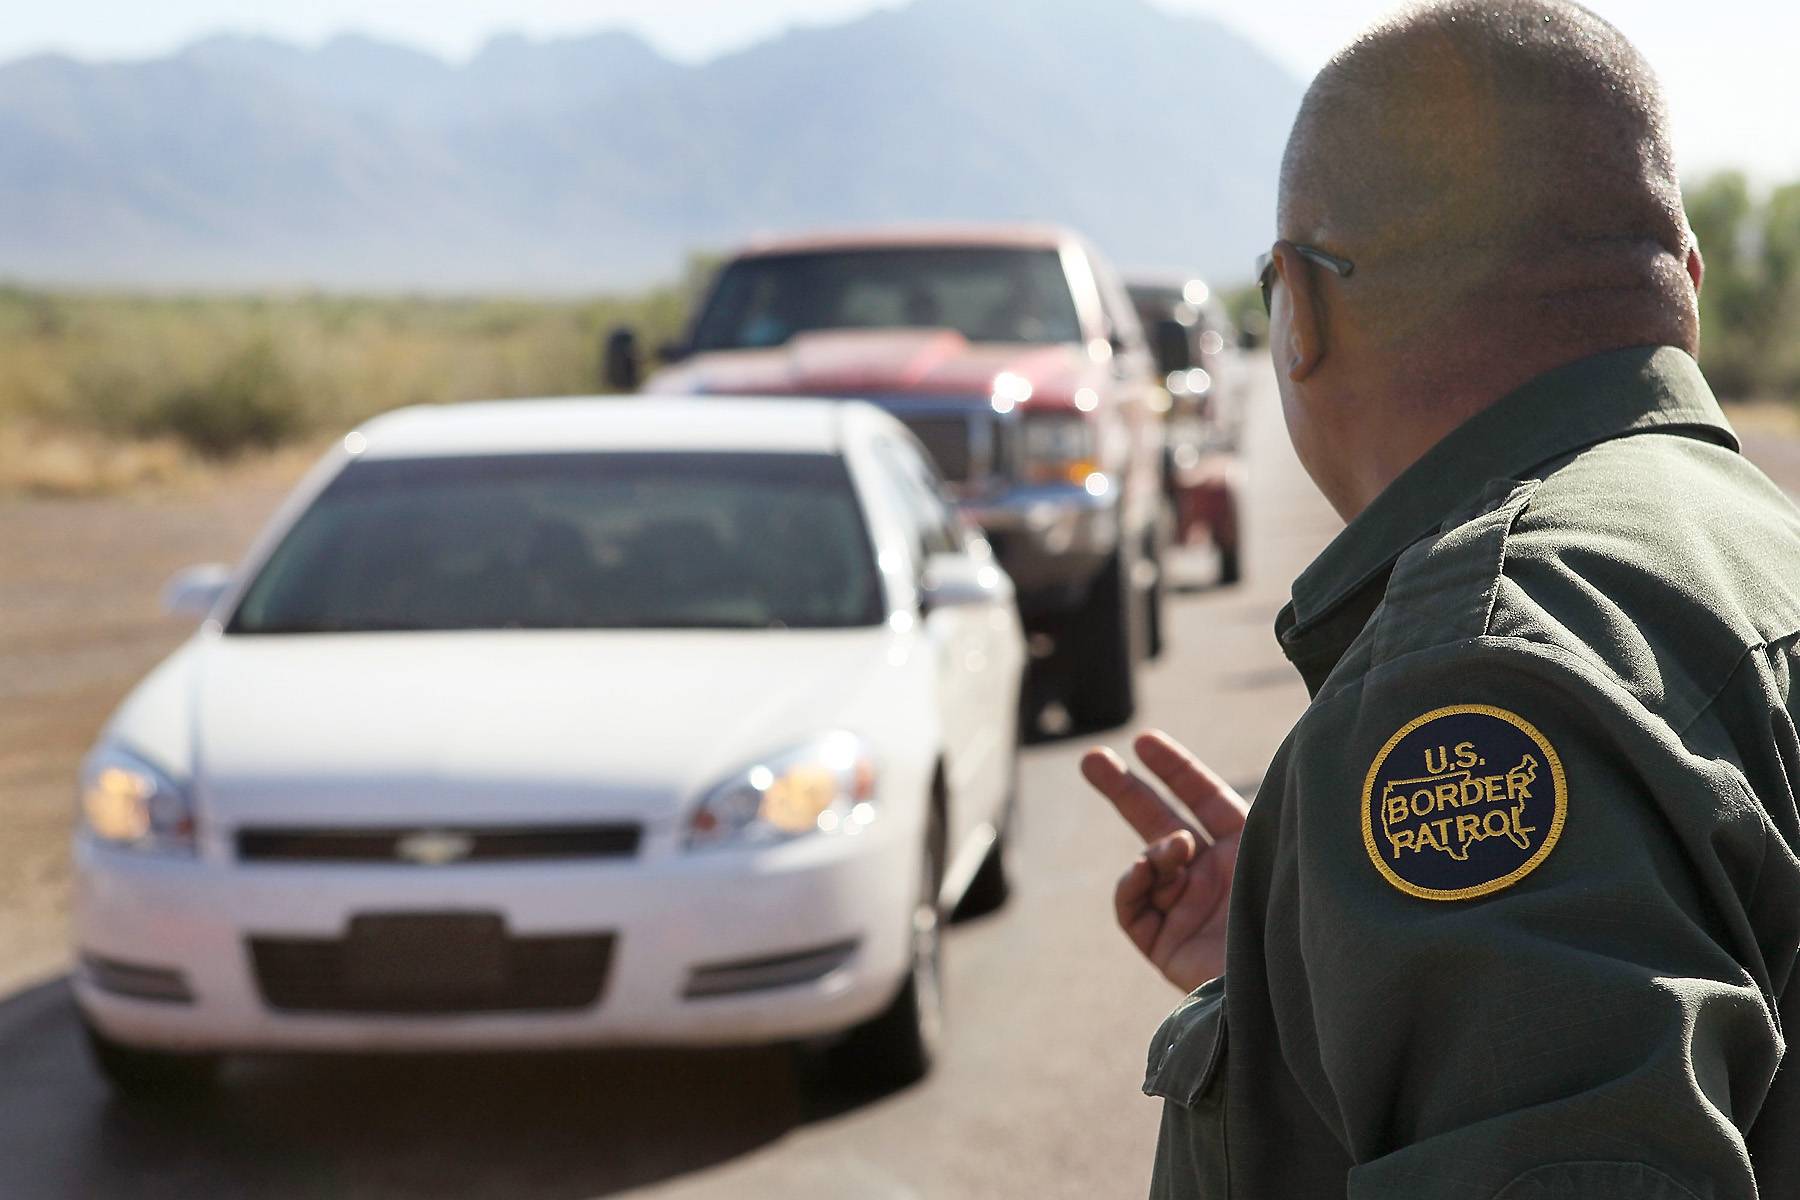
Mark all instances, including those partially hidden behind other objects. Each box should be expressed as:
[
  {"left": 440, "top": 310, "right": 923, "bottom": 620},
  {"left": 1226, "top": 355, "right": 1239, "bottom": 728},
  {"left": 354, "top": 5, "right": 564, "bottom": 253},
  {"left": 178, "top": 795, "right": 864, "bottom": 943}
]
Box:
[
  {"left": 72, "top": 823, "right": 916, "bottom": 1054},
  {"left": 961, "top": 484, "right": 1118, "bottom": 614}
]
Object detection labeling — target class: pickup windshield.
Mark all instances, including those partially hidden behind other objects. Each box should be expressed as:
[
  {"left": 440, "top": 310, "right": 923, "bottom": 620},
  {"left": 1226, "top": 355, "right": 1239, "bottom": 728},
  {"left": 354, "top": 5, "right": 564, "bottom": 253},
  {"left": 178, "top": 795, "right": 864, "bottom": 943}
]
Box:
[
  {"left": 690, "top": 246, "right": 1083, "bottom": 351},
  {"left": 229, "top": 452, "right": 884, "bottom": 633}
]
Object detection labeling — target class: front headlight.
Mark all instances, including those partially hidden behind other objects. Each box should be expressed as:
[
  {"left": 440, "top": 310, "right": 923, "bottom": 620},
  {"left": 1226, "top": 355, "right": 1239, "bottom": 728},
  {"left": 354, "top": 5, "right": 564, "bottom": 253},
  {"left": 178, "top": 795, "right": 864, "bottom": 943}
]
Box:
[
  {"left": 77, "top": 747, "right": 197, "bottom": 854},
  {"left": 687, "top": 732, "right": 877, "bottom": 849},
  {"left": 1021, "top": 411, "right": 1099, "bottom": 487}
]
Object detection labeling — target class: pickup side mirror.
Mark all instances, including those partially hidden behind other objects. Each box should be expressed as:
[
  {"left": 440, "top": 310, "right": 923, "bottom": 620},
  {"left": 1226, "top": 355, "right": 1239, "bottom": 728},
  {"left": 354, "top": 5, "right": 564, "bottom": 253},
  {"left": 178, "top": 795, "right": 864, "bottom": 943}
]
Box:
[
  {"left": 657, "top": 340, "right": 690, "bottom": 365},
  {"left": 1152, "top": 318, "right": 1193, "bottom": 375},
  {"left": 163, "top": 563, "right": 232, "bottom": 620},
  {"left": 602, "top": 326, "right": 642, "bottom": 392},
  {"left": 920, "top": 553, "right": 1010, "bottom": 613}
]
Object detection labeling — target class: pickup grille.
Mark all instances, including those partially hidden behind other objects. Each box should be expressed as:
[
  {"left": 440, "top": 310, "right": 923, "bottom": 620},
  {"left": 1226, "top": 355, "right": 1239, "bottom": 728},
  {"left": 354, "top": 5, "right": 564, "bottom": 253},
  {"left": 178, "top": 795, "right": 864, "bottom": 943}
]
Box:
[
  {"left": 882, "top": 404, "right": 1012, "bottom": 487},
  {"left": 901, "top": 414, "right": 975, "bottom": 481}
]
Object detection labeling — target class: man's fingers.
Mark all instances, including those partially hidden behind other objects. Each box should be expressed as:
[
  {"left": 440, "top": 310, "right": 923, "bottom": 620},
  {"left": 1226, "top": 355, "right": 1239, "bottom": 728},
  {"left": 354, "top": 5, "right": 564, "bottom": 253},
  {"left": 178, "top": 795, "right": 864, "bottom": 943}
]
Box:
[
  {"left": 1082, "top": 746, "right": 1191, "bottom": 842},
  {"left": 1146, "top": 829, "right": 1197, "bottom": 907},
  {"left": 1114, "top": 857, "right": 1163, "bottom": 955},
  {"left": 1116, "top": 831, "right": 1199, "bottom": 954},
  {"left": 1134, "top": 730, "right": 1248, "bottom": 839}
]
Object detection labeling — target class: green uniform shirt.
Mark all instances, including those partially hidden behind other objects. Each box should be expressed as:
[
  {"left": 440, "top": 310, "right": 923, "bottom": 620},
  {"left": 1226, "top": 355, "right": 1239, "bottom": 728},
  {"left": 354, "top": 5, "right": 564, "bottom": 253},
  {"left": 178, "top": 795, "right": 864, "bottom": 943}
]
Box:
[{"left": 1146, "top": 347, "right": 1800, "bottom": 1199}]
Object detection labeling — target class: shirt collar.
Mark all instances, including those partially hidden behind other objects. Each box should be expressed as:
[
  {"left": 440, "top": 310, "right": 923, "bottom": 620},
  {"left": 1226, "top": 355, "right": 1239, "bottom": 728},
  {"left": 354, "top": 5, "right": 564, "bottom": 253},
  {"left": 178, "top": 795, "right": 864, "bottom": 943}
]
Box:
[{"left": 1276, "top": 345, "right": 1737, "bottom": 677}]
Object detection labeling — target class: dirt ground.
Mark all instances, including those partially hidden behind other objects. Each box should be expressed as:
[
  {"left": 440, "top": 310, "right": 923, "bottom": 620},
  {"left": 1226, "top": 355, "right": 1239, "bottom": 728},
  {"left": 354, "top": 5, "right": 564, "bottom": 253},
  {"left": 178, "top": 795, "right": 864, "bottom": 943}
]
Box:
[
  {"left": 4, "top": 407, "right": 1797, "bottom": 999},
  {"left": 0, "top": 456, "right": 310, "bottom": 994}
]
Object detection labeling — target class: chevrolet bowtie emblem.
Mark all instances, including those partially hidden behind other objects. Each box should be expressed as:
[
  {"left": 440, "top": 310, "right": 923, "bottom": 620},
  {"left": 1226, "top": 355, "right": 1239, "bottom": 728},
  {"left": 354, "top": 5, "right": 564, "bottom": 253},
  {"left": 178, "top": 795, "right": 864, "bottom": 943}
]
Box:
[{"left": 395, "top": 829, "right": 476, "bottom": 866}]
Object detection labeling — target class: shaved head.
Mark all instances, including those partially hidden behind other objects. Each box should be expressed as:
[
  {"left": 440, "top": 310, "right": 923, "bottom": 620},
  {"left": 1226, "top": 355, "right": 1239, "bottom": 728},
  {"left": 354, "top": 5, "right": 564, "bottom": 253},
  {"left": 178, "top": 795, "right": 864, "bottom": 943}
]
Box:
[
  {"left": 1280, "top": 0, "right": 1693, "bottom": 347},
  {"left": 1265, "top": 0, "right": 1706, "bottom": 517}
]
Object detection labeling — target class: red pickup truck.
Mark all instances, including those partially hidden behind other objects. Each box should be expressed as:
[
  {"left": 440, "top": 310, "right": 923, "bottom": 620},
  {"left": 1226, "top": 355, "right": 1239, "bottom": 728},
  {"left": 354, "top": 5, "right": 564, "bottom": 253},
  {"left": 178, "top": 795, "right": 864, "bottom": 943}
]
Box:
[{"left": 611, "top": 226, "right": 1170, "bottom": 730}]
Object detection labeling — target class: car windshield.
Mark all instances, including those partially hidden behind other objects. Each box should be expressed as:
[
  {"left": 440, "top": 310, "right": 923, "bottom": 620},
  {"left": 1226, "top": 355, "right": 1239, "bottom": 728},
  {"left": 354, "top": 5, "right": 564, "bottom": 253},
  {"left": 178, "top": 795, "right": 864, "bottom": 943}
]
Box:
[
  {"left": 689, "top": 246, "right": 1084, "bottom": 351},
  {"left": 228, "top": 452, "right": 885, "bottom": 633}
]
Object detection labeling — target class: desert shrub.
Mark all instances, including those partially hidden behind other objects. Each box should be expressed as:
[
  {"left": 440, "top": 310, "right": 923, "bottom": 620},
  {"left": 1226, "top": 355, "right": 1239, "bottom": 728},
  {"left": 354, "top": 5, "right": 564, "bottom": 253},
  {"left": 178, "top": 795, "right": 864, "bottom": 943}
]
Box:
[
  {"left": 0, "top": 278, "right": 700, "bottom": 465},
  {"left": 1688, "top": 173, "right": 1800, "bottom": 400},
  {"left": 138, "top": 337, "right": 306, "bottom": 456}
]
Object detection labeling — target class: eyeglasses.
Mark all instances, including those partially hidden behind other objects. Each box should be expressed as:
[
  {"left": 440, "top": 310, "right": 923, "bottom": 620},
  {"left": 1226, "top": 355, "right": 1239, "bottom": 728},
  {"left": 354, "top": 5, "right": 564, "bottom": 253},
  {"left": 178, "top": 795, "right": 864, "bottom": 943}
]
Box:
[{"left": 1255, "top": 242, "right": 1356, "bottom": 315}]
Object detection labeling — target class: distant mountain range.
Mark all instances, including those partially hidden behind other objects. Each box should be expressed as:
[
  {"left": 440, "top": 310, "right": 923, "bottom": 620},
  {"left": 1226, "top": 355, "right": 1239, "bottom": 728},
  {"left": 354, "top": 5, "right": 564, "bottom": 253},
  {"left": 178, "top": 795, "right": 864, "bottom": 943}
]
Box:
[{"left": 0, "top": 0, "right": 1301, "bottom": 292}]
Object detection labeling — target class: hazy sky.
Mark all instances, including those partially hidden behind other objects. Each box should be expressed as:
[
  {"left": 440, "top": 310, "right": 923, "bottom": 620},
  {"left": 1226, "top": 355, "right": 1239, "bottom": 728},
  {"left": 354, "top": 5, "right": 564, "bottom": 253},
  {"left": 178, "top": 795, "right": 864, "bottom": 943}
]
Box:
[{"left": 6, "top": 0, "right": 1795, "bottom": 181}]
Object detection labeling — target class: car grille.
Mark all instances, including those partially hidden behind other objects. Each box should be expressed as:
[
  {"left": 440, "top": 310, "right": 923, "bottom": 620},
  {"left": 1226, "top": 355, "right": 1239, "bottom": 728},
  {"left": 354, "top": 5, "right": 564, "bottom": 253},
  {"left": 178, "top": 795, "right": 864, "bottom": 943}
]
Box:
[
  {"left": 236, "top": 824, "right": 642, "bottom": 864},
  {"left": 250, "top": 914, "right": 614, "bottom": 1014}
]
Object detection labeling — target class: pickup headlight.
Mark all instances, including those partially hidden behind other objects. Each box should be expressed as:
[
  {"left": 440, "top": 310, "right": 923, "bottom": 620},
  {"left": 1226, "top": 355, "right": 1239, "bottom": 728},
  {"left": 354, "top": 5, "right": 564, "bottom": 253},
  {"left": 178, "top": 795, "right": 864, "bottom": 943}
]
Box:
[
  {"left": 687, "top": 732, "right": 877, "bottom": 849},
  {"left": 1021, "top": 412, "right": 1100, "bottom": 487},
  {"left": 78, "top": 746, "right": 197, "bottom": 854}
]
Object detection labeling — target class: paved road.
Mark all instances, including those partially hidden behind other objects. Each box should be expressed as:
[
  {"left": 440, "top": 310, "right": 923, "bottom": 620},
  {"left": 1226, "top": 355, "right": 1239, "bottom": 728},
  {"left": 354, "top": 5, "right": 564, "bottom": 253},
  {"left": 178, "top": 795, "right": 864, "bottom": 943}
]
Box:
[{"left": 0, "top": 364, "right": 1340, "bottom": 1200}]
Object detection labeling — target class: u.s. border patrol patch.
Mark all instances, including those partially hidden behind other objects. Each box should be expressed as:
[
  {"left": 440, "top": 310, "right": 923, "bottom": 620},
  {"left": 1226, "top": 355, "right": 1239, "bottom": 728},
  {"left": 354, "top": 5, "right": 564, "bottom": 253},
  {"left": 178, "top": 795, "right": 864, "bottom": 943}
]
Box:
[{"left": 1361, "top": 705, "right": 1566, "bottom": 901}]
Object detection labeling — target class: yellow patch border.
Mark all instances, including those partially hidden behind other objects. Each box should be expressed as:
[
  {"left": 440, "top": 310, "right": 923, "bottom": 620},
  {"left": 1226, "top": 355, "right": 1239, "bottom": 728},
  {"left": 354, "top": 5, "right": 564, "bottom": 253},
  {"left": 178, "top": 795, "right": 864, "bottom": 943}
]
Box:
[{"left": 1360, "top": 703, "right": 1567, "bottom": 902}]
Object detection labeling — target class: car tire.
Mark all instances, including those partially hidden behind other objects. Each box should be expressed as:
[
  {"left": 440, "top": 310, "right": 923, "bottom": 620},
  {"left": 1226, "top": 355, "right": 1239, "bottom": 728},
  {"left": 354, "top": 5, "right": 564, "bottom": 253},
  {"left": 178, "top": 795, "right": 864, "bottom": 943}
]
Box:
[
  {"left": 82, "top": 1015, "right": 221, "bottom": 1101},
  {"left": 956, "top": 741, "right": 1018, "bottom": 919},
  {"left": 1064, "top": 547, "right": 1137, "bottom": 731},
  {"left": 828, "top": 806, "right": 945, "bottom": 1089},
  {"left": 1215, "top": 489, "right": 1243, "bottom": 587},
  {"left": 1218, "top": 541, "right": 1242, "bottom": 587},
  {"left": 1145, "top": 506, "right": 1173, "bottom": 662}
]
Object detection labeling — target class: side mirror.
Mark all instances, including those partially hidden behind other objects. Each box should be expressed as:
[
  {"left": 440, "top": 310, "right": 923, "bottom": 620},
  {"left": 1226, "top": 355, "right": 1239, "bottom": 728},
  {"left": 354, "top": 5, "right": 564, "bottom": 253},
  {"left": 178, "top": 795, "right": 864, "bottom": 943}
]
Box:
[
  {"left": 656, "top": 340, "right": 690, "bottom": 365},
  {"left": 920, "top": 553, "right": 1009, "bottom": 613},
  {"left": 163, "top": 563, "right": 232, "bottom": 620},
  {"left": 1152, "top": 318, "right": 1193, "bottom": 374},
  {"left": 602, "top": 326, "right": 641, "bottom": 392}
]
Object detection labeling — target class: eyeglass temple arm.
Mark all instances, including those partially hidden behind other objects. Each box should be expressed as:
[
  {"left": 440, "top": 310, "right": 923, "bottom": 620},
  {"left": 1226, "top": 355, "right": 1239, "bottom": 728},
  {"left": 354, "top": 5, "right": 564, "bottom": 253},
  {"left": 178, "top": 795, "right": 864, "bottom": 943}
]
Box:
[{"left": 1296, "top": 246, "right": 1355, "bottom": 278}]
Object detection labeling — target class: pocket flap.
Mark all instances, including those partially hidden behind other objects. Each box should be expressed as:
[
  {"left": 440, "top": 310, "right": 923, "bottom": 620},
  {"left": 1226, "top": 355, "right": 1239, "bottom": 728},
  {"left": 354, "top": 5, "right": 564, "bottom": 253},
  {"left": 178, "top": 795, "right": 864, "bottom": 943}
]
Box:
[{"left": 1142, "top": 974, "right": 1227, "bottom": 1106}]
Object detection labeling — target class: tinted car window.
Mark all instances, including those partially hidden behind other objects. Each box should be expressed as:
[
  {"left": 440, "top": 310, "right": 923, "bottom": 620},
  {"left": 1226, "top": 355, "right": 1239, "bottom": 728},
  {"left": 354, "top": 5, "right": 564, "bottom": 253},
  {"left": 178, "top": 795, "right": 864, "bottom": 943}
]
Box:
[
  {"left": 230, "top": 453, "right": 884, "bottom": 633},
  {"left": 691, "top": 247, "right": 1083, "bottom": 350}
]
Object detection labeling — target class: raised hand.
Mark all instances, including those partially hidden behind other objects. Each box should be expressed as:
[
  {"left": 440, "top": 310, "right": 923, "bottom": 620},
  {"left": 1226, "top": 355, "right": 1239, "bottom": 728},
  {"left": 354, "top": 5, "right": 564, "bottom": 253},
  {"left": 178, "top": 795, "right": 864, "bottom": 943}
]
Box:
[{"left": 1080, "top": 730, "right": 1249, "bottom": 993}]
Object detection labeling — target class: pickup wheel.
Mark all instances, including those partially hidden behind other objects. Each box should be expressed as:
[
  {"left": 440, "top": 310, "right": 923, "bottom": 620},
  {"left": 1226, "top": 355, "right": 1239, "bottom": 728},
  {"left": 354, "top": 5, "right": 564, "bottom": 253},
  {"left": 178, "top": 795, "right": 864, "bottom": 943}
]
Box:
[{"left": 1064, "top": 547, "right": 1137, "bottom": 731}]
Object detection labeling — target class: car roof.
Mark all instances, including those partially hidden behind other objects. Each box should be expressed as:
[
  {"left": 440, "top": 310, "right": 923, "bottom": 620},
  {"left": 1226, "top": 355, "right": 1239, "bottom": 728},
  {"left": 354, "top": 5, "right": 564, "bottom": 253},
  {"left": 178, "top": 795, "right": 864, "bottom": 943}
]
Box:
[
  {"left": 736, "top": 222, "right": 1076, "bottom": 257},
  {"left": 352, "top": 396, "right": 895, "bottom": 460}
]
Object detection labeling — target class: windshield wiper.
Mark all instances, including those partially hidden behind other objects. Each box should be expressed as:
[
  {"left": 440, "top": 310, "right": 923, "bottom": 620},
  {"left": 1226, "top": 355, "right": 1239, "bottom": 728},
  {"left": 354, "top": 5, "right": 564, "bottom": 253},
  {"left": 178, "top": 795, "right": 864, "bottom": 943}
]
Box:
[
  {"left": 233, "top": 617, "right": 435, "bottom": 634},
  {"left": 590, "top": 616, "right": 785, "bottom": 630}
]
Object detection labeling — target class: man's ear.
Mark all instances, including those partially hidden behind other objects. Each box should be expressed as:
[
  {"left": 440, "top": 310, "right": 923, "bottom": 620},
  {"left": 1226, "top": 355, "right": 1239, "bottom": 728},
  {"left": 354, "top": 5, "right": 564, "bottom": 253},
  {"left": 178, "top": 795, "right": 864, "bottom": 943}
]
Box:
[{"left": 1275, "top": 244, "right": 1327, "bottom": 382}]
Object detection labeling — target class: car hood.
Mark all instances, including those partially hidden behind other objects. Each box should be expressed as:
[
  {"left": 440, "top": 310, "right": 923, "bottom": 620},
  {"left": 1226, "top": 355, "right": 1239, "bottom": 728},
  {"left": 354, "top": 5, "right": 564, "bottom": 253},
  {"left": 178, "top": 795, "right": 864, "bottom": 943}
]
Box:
[
  {"left": 645, "top": 329, "right": 1098, "bottom": 408},
  {"left": 127, "top": 629, "right": 913, "bottom": 830}
]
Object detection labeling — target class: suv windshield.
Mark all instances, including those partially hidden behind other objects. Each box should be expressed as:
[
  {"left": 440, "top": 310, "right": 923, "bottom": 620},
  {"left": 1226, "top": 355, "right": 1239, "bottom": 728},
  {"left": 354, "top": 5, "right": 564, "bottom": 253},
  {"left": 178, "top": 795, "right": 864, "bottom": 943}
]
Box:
[
  {"left": 229, "top": 452, "right": 884, "bottom": 633},
  {"left": 690, "top": 246, "right": 1083, "bottom": 351}
]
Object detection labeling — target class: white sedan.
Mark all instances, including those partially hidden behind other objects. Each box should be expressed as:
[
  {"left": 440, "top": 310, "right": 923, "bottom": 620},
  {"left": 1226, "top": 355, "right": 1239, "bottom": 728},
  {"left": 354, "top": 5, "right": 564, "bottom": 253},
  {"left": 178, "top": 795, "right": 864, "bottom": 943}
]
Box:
[{"left": 72, "top": 396, "right": 1026, "bottom": 1095}]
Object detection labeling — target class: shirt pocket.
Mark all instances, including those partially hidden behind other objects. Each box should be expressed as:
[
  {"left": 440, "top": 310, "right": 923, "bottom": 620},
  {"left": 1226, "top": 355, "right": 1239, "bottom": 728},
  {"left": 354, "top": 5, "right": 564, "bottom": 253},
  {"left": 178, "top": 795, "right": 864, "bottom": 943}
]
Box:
[{"left": 1143, "top": 976, "right": 1230, "bottom": 1199}]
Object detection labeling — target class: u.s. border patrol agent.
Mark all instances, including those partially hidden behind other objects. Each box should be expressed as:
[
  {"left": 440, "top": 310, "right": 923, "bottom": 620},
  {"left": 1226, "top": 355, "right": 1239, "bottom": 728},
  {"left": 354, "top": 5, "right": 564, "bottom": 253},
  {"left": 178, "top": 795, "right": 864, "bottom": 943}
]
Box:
[
  {"left": 1079, "top": 3, "right": 1800, "bottom": 1197},
  {"left": 1145, "top": 347, "right": 1800, "bottom": 1197}
]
